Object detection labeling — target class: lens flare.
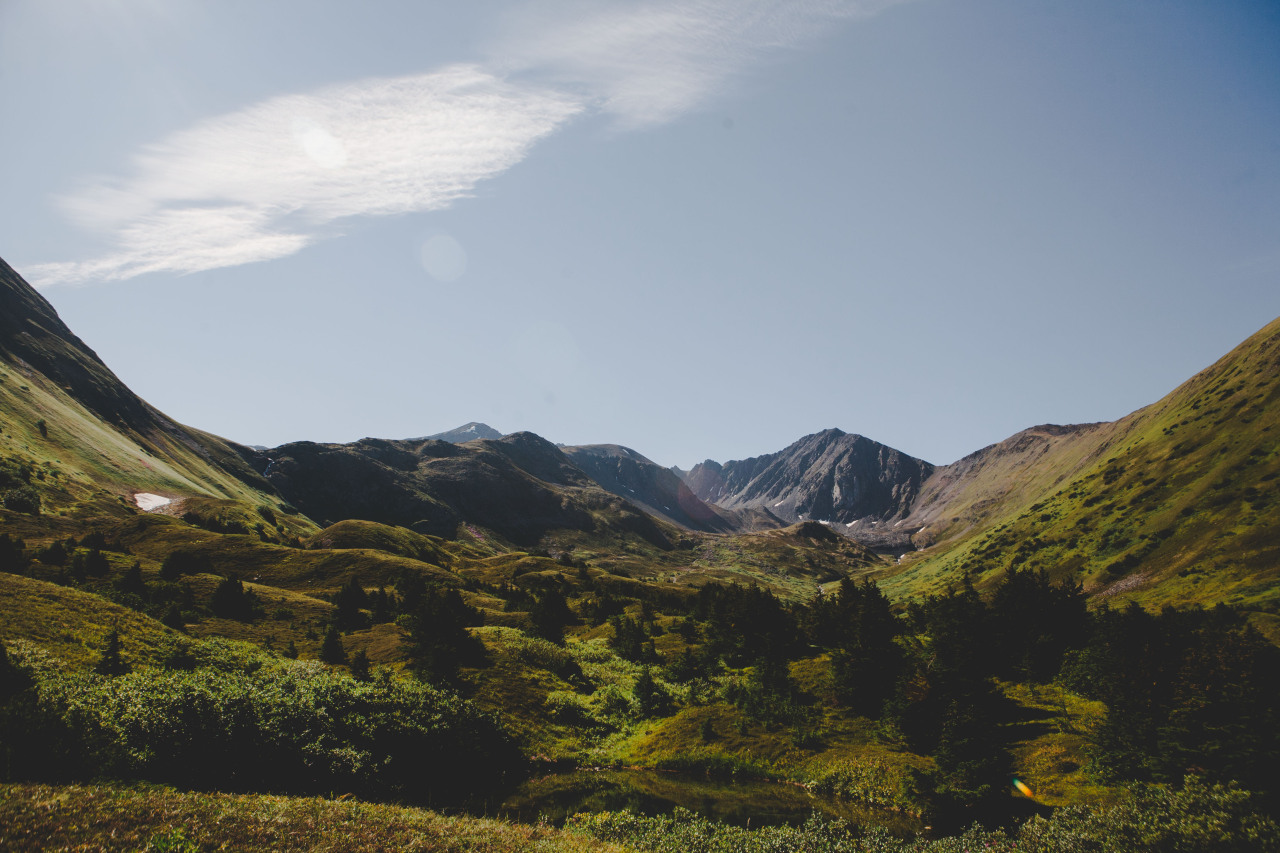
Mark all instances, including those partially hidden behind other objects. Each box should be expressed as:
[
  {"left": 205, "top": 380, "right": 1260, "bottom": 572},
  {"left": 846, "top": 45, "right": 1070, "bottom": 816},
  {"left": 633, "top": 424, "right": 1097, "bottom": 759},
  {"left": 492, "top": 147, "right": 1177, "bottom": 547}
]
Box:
[{"left": 1012, "top": 778, "right": 1034, "bottom": 799}]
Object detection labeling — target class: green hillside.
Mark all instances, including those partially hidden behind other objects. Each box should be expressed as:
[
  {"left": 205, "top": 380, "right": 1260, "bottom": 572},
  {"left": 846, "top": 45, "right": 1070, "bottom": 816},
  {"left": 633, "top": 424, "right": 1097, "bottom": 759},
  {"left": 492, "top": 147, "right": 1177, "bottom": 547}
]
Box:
[{"left": 886, "top": 317, "right": 1280, "bottom": 630}]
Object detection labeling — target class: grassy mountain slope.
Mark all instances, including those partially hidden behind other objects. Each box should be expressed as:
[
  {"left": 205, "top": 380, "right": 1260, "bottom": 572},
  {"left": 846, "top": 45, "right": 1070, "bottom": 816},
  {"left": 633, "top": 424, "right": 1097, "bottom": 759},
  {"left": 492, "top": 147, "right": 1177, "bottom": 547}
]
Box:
[
  {"left": 884, "top": 316, "right": 1280, "bottom": 624},
  {"left": 0, "top": 258, "right": 277, "bottom": 522}
]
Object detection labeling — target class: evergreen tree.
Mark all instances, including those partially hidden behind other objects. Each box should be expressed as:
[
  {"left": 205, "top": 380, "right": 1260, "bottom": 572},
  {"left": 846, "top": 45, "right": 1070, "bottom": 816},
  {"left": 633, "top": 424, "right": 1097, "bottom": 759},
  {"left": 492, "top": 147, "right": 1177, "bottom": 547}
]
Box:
[
  {"left": 115, "top": 561, "right": 146, "bottom": 596},
  {"left": 825, "top": 579, "right": 903, "bottom": 718},
  {"left": 159, "top": 549, "right": 212, "bottom": 581},
  {"left": 1066, "top": 603, "right": 1280, "bottom": 795},
  {"left": 93, "top": 629, "right": 131, "bottom": 677},
  {"left": 889, "top": 577, "right": 1010, "bottom": 810},
  {"left": 633, "top": 667, "right": 671, "bottom": 718},
  {"left": 332, "top": 575, "right": 369, "bottom": 630},
  {"left": 83, "top": 548, "right": 110, "bottom": 578},
  {"left": 697, "top": 583, "right": 796, "bottom": 666},
  {"left": 349, "top": 648, "right": 372, "bottom": 682},
  {"left": 319, "top": 625, "right": 347, "bottom": 665},
  {"left": 37, "top": 540, "right": 67, "bottom": 567},
  {"left": 988, "top": 566, "right": 1087, "bottom": 682},
  {"left": 371, "top": 587, "right": 394, "bottom": 623},
  {"left": 0, "top": 642, "right": 31, "bottom": 700},
  {"left": 608, "top": 615, "right": 652, "bottom": 663},
  {"left": 403, "top": 586, "right": 482, "bottom": 685},
  {"left": 210, "top": 574, "right": 258, "bottom": 621},
  {"left": 0, "top": 534, "right": 27, "bottom": 574},
  {"left": 161, "top": 603, "right": 186, "bottom": 632},
  {"left": 529, "top": 588, "right": 575, "bottom": 645}
]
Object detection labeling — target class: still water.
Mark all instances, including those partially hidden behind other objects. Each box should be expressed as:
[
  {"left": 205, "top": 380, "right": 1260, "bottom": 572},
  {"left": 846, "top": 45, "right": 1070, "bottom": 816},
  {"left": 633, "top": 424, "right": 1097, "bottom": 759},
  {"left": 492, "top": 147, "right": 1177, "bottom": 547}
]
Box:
[{"left": 492, "top": 768, "right": 923, "bottom": 834}]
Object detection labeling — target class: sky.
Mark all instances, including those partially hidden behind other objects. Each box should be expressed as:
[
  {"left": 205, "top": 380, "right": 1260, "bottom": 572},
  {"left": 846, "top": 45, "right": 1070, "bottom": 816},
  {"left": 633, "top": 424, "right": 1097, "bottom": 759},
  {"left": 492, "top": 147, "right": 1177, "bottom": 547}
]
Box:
[{"left": 2, "top": 0, "right": 1278, "bottom": 469}]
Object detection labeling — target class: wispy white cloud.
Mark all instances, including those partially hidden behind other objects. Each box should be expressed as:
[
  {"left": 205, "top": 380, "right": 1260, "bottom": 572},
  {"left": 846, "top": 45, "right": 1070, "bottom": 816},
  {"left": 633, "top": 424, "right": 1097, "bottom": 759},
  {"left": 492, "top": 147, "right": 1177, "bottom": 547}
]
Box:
[
  {"left": 494, "top": 0, "right": 907, "bottom": 128},
  {"left": 32, "top": 1, "right": 907, "bottom": 286},
  {"left": 29, "top": 65, "right": 581, "bottom": 286}
]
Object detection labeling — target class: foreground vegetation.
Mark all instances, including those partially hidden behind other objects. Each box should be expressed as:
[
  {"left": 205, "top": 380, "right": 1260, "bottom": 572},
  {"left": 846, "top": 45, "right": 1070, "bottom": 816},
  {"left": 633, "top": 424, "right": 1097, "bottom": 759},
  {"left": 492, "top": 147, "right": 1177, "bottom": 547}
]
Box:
[
  {"left": 0, "top": 783, "right": 625, "bottom": 853},
  {"left": 2, "top": 775, "right": 1276, "bottom": 852}
]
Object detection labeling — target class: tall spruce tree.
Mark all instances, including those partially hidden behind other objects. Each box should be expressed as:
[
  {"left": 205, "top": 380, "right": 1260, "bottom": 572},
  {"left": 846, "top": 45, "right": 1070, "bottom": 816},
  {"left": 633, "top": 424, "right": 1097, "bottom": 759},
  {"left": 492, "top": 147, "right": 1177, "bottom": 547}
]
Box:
[{"left": 93, "top": 629, "right": 131, "bottom": 677}]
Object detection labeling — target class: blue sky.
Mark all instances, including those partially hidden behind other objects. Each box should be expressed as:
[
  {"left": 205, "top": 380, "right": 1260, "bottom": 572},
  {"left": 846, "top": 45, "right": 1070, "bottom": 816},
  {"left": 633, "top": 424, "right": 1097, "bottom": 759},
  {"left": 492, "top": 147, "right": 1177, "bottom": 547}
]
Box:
[{"left": 2, "top": 0, "right": 1278, "bottom": 468}]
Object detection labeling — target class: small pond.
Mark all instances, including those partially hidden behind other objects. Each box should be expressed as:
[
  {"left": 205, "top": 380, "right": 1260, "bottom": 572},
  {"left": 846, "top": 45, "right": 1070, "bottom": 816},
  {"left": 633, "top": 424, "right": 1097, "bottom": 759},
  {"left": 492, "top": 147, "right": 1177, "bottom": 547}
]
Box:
[{"left": 489, "top": 768, "right": 923, "bottom": 835}]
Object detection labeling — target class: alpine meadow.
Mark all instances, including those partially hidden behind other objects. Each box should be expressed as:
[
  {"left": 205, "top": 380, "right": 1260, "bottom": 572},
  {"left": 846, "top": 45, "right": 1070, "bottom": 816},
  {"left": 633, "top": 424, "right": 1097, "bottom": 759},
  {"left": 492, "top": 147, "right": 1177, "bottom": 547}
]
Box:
[
  {"left": 2, "top": 253, "right": 1279, "bottom": 849},
  {"left": 4, "top": 2, "right": 1280, "bottom": 851}
]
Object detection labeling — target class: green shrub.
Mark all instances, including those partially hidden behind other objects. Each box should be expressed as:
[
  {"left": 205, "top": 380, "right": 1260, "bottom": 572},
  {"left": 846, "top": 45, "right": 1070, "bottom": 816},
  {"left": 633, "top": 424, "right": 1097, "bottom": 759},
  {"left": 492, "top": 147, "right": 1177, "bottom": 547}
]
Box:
[
  {"left": 5, "top": 641, "right": 519, "bottom": 806},
  {"left": 571, "top": 777, "right": 1280, "bottom": 853},
  {"left": 2, "top": 486, "right": 40, "bottom": 515}
]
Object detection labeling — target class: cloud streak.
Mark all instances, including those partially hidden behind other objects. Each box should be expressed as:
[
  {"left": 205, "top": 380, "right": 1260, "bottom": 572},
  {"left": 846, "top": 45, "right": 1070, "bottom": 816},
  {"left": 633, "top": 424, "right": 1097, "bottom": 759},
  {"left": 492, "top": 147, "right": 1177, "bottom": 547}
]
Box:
[
  {"left": 496, "top": 0, "right": 906, "bottom": 127},
  {"left": 31, "top": 1, "right": 906, "bottom": 286},
  {"left": 29, "top": 65, "right": 581, "bottom": 286}
]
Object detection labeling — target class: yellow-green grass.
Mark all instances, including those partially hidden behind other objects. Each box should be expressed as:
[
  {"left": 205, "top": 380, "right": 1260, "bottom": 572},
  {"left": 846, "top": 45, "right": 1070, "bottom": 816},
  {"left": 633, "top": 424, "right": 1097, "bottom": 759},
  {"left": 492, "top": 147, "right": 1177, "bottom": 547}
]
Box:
[
  {"left": 467, "top": 629, "right": 588, "bottom": 758},
  {"left": 0, "top": 573, "right": 176, "bottom": 669},
  {"left": 545, "top": 525, "right": 883, "bottom": 603},
  {"left": 104, "top": 513, "right": 454, "bottom": 595},
  {"left": 0, "top": 783, "right": 629, "bottom": 853},
  {"left": 883, "top": 317, "right": 1280, "bottom": 620},
  {"left": 999, "top": 681, "right": 1123, "bottom": 809},
  {"left": 0, "top": 363, "right": 273, "bottom": 513},
  {"left": 307, "top": 518, "right": 453, "bottom": 563},
  {"left": 168, "top": 495, "right": 321, "bottom": 542},
  {"left": 613, "top": 702, "right": 933, "bottom": 814}
]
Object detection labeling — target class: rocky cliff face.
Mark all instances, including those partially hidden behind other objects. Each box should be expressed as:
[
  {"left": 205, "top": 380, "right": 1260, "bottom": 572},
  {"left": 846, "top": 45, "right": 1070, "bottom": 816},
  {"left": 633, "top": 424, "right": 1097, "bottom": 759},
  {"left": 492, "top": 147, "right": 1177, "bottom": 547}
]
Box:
[
  {"left": 563, "top": 444, "right": 781, "bottom": 534},
  {"left": 683, "top": 429, "right": 934, "bottom": 550}
]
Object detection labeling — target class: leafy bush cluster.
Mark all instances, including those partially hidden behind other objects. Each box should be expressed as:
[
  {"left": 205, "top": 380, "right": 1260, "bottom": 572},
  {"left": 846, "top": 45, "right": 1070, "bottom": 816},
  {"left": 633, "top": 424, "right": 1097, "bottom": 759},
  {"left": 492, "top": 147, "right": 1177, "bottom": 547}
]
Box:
[
  {"left": 0, "top": 639, "right": 520, "bottom": 806},
  {"left": 0, "top": 457, "right": 39, "bottom": 514},
  {"left": 572, "top": 776, "right": 1280, "bottom": 852}
]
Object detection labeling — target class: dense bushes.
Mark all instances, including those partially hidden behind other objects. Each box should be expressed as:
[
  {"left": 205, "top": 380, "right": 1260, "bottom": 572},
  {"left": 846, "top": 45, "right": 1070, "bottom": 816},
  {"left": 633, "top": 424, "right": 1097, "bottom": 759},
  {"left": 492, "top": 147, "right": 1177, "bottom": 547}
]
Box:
[
  {"left": 573, "top": 776, "right": 1280, "bottom": 852},
  {"left": 0, "top": 639, "right": 520, "bottom": 806},
  {"left": 1061, "top": 603, "right": 1280, "bottom": 794}
]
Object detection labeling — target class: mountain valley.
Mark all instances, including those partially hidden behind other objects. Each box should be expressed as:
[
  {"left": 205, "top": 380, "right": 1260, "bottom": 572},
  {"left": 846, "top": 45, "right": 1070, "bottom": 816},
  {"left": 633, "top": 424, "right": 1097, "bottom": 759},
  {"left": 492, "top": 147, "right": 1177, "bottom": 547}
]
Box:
[{"left": 2, "top": 254, "right": 1278, "bottom": 850}]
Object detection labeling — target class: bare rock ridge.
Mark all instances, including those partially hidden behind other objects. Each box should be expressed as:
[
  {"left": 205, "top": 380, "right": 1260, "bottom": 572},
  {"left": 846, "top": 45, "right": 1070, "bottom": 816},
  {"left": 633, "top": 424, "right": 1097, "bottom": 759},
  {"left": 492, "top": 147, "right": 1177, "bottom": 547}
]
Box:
[
  {"left": 682, "top": 429, "right": 936, "bottom": 550},
  {"left": 561, "top": 443, "right": 783, "bottom": 534},
  {"left": 419, "top": 422, "right": 504, "bottom": 443}
]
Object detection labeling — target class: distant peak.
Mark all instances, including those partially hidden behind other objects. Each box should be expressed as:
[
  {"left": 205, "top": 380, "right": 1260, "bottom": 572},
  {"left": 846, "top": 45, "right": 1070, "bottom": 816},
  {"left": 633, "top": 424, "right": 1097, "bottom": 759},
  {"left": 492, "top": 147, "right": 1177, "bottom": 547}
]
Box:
[{"left": 421, "top": 422, "right": 504, "bottom": 443}]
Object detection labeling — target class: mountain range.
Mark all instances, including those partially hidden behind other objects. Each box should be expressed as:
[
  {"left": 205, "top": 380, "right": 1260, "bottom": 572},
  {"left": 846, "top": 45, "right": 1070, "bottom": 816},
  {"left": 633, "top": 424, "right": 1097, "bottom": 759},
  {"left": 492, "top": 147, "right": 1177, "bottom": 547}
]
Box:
[{"left": 1, "top": 255, "right": 1277, "bottom": 630}]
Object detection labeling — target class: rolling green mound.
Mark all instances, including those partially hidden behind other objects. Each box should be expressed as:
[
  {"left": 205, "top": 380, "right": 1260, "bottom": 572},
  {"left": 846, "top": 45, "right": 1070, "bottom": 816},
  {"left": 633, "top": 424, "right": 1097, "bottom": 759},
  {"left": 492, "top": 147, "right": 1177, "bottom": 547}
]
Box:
[{"left": 305, "top": 518, "right": 454, "bottom": 563}]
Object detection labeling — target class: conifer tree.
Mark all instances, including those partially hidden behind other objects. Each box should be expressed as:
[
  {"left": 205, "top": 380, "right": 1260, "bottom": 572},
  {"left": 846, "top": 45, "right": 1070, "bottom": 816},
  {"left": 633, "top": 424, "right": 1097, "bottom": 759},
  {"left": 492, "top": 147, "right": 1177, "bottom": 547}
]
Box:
[
  {"left": 349, "top": 648, "right": 372, "bottom": 682},
  {"left": 161, "top": 603, "right": 186, "bottom": 632},
  {"left": 319, "top": 625, "right": 347, "bottom": 665},
  {"left": 116, "top": 561, "right": 146, "bottom": 596},
  {"left": 332, "top": 575, "right": 369, "bottom": 630},
  {"left": 530, "top": 588, "right": 575, "bottom": 645},
  {"left": 404, "top": 586, "right": 481, "bottom": 685},
  {"left": 93, "top": 629, "right": 131, "bottom": 677}
]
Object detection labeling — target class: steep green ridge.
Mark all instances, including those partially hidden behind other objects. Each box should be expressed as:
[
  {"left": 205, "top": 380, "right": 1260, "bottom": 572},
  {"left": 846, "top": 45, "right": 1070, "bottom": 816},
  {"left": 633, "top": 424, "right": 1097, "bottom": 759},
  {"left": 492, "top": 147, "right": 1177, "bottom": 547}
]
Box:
[
  {"left": 0, "top": 258, "right": 276, "bottom": 517},
  {"left": 885, "top": 316, "right": 1280, "bottom": 621}
]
